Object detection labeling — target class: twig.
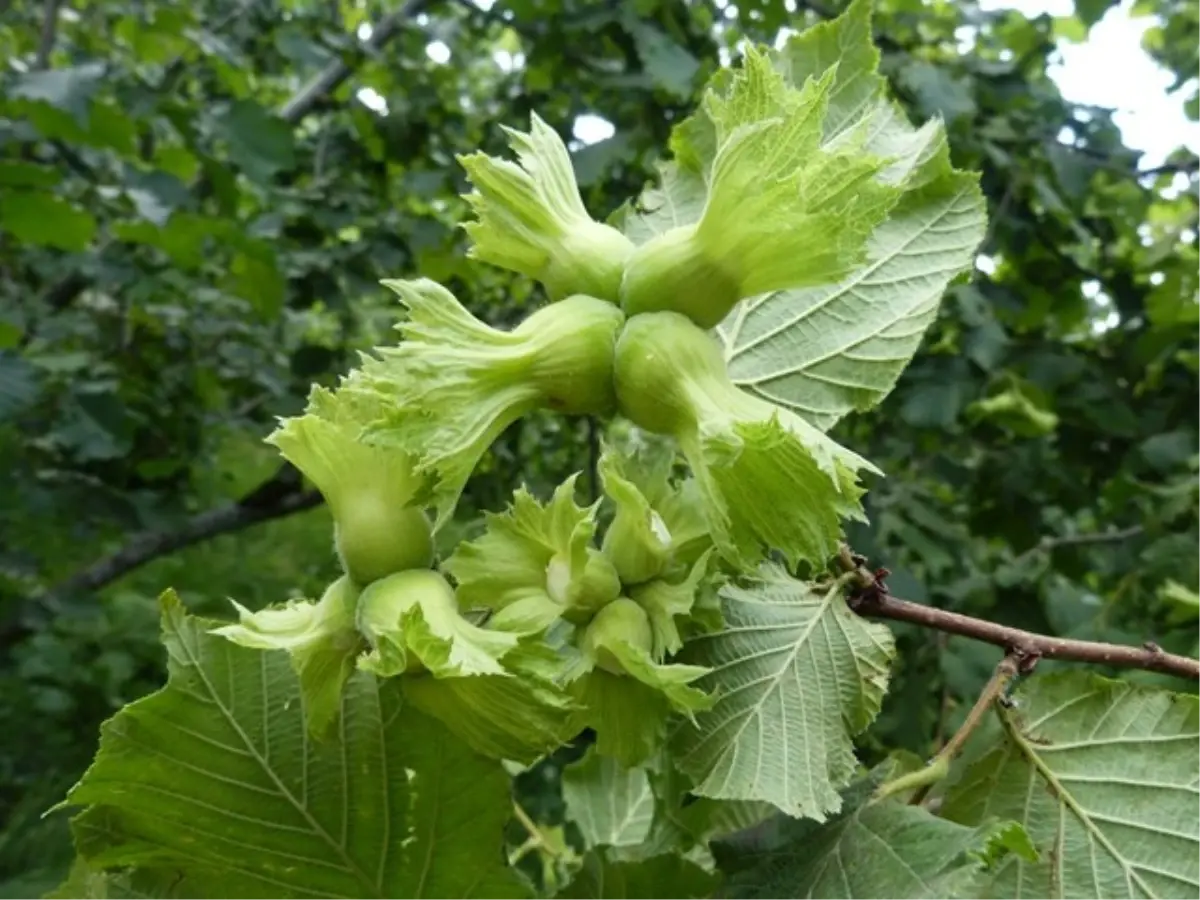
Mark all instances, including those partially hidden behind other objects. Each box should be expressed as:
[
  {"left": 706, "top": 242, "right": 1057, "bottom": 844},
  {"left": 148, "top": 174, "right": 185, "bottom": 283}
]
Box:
[
  {"left": 586, "top": 417, "right": 601, "bottom": 504},
  {"left": 878, "top": 655, "right": 1021, "bottom": 804},
  {"left": 34, "top": 0, "right": 62, "bottom": 69},
  {"left": 1137, "top": 159, "right": 1199, "bottom": 178},
  {"left": 511, "top": 802, "right": 545, "bottom": 845},
  {"left": 838, "top": 547, "right": 1200, "bottom": 682},
  {"left": 42, "top": 469, "right": 322, "bottom": 604},
  {"left": 933, "top": 632, "right": 951, "bottom": 750},
  {"left": 509, "top": 801, "right": 559, "bottom": 865},
  {"left": 1008, "top": 524, "right": 1143, "bottom": 569},
  {"left": 980, "top": 174, "right": 1019, "bottom": 255},
  {"left": 279, "top": 0, "right": 425, "bottom": 124}
]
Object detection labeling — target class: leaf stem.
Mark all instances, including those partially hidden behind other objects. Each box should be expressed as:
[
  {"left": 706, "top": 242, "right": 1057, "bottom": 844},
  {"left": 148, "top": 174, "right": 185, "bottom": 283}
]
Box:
[
  {"left": 511, "top": 801, "right": 561, "bottom": 861},
  {"left": 35, "top": 0, "right": 61, "bottom": 69},
  {"left": 879, "top": 654, "right": 1020, "bottom": 805},
  {"left": 837, "top": 547, "right": 1200, "bottom": 682}
]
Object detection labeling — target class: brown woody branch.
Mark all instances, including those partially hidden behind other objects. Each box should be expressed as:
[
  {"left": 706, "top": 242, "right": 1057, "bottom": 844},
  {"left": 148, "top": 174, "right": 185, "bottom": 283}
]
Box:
[
  {"left": 1008, "top": 524, "right": 1144, "bottom": 568},
  {"left": 34, "top": 0, "right": 61, "bottom": 69},
  {"left": 278, "top": 0, "right": 425, "bottom": 124},
  {"left": 838, "top": 547, "right": 1200, "bottom": 682},
  {"left": 42, "top": 467, "right": 322, "bottom": 604}
]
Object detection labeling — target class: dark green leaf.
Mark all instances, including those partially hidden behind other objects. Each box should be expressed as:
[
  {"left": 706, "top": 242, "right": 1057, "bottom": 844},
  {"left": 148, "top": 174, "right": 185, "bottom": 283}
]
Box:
[
  {"left": 61, "top": 594, "right": 528, "bottom": 899},
  {"left": 558, "top": 850, "right": 719, "bottom": 899},
  {"left": 0, "top": 191, "right": 97, "bottom": 251},
  {"left": 624, "top": 21, "right": 701, "bottom": 99},
  {"left": 215, "top": 101, "right": 296, "bottom": 183},
  {"left": 0, "top": 351, "right": 40, "bottom": 420},
  {"left": 1075, "top": 0, "right": 1118, "bottom": 27}
]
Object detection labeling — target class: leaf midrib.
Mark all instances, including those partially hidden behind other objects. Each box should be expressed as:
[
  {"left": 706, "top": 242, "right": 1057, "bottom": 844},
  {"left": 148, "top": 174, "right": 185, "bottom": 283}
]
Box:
[
  {"left": 1001, "top": 703, "right": 1157, "bottom": 899},
  {"left": 180, "top": 637, "right": 383, "bottom": 897},
  {"left": 692, "top": 583, "right": 840, "bottom": 806}
]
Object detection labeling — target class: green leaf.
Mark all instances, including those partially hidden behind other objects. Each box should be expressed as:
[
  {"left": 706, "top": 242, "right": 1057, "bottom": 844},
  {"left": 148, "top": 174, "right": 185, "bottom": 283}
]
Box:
[
  {"left": 9, "top": 62, "right": 106, "bottom": 124},
  {"left": 941, "top": 671, "right": 1200, "bottom": 899},
  {"left": 720, "top": 770, "right": 1033, "bottom": 899},
  {"left": 0, "top": 161, "right": 62, "bottom": 188},
  {"left": 671, "top": 566, "right": 895, "bottom": 819},
  {"left": 0, "top": 191, "right": 97, "bottom": 251},
  {"left": 571, "top": 668, "right": 688, "bottom": 768},
  {"left": 1076, "top": 0, "right": 1119, "bottom": 27},
  {"left": 0, "top": 350, "right": 40, "bottom": 420},
  {"left": 403, "top": 646, "right": 580, "bottom": 764},
  {"left": 46, "top": 857, "right": 182, "bottom": 899},
  {"left": 216, "top": 100, "right": 296, "bottom": 183},
  {"left": 557, "top": 850, "right": 719, "bottom": 899},
  {"left": 562, "top": 748, "right": 655, "bottom": 850},
  {"left": 624, "top": 20, "right": 701, "bottom": 99},
  {"left": 897, "top": 62, "right": 977, "bottom": 124},
  {"left": 712, "top": 0, "right": 985, "bottom": 430},
  {"left": 228, "top": 251, "right": 286, "bottom": 318},
  {"left": 63, "top": 593, "right": 527, "bottom": 899}
]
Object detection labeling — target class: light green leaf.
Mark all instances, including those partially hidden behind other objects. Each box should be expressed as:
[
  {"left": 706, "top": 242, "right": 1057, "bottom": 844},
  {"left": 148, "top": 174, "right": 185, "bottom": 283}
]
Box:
[
  {"left": 62, "top": 593, "right": 527, "bottom": 898},
  {"left": 0, "top": 191, "right": 97, "bottom": 251},
  {"left": 556, "top": 850, "right": 719, "bottom": 899},
  {"left": 718, "top": 4, "right": 985, "bottom": 429},
  {"left": 10, "top": 62, "right": 106, "bottom": 123},
  {"left": 941, "top": 671, "right": 1200, "bottom": 899},
  {"left": 562, "top": 748, "right": 655, "bottom": 850},
  {"left": 211, "top": 576, "right": 362, "bottom": 739},
  {"left": 721, "top": 770, "right": 1033, "bottom": 899},
  {"left": 621, "top": 46, "right": 901, "bottom": 329},
  {"left": 46, "top": 857, "right": 181, "bottom": 899},
  {"left": 671, "top": 566, "right": 895, "bottom": 819},
  {"left": 403, "top": 644, "right": 579, "bottom": 764}
]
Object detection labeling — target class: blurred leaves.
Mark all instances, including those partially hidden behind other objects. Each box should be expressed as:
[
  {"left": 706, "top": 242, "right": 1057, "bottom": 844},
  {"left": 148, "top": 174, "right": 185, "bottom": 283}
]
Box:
[{"left": 0, "top": 0, "right": 1196, "bottom": 890}]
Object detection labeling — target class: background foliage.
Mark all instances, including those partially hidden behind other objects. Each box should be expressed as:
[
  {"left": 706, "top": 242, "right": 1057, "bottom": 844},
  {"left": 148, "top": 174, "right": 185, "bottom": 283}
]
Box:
[{"left": 0, "top": 0, "right": 1196, "bottom": 894}]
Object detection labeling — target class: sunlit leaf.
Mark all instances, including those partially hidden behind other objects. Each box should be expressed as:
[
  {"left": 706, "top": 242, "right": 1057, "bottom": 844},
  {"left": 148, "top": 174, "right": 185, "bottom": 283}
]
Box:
[
  {"left": 61, "top": 593, "right": 527, "bottom": 899},
  {"left": 941, "top": 671, "right": 1200, "bottom": 899},
  {"left": 671, "top": 566, "right": 895, "bottom": 819}
]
